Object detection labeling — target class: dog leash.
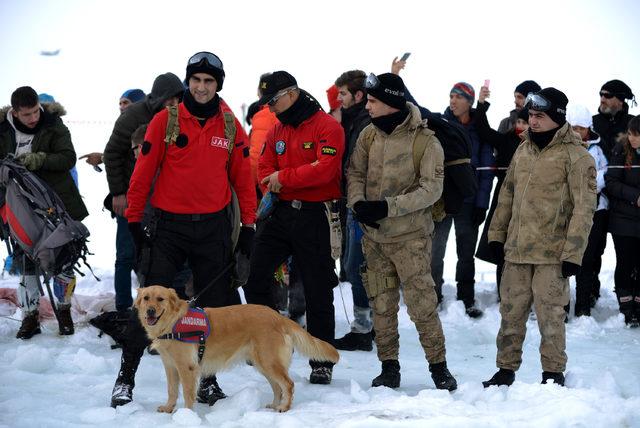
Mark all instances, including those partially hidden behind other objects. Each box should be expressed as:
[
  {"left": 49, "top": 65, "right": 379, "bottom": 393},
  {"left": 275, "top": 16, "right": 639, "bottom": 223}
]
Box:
[{"left": 187, "top": 261, "right": 235, "bottom": 308}]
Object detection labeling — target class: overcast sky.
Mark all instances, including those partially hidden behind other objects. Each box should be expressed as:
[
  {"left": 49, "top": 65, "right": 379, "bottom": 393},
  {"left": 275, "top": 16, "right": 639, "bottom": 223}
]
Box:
[{"left": 1, "top": 0, "right": 639, "bottom": 147}]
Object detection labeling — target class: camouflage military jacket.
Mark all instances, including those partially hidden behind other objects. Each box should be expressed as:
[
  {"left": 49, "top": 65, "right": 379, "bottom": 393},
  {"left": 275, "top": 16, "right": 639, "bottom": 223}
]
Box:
[
  {"left": 347, "top": 103, "right": 444, "bottom": 243},
  {"left": 488, "top": 123, "right": 596, "bottom": 265}
]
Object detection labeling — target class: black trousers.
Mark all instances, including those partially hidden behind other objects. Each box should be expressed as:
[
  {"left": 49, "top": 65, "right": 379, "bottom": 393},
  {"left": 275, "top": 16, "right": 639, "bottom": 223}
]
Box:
[
  {"left": 612, "top": 233, "right": 640, "bottom": 300},
  {"left": 244, "top": 202, "right": 337, "bottom": 344},
  {"left": 575, "top": 210, "right": 609, "bottom": 311}
]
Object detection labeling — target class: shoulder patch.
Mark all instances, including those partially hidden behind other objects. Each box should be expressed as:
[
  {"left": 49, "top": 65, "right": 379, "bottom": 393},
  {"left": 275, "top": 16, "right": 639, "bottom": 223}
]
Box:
[
  {"left": 435, "top": 165, "right": 445, "bottom": 178},
  {"left": 321, "top": 146, "right": 337, "bottom": 156},
  {"left": 275, "top": 140, "right": 286, "bottom": 155},
  {"left": 303, "top": 141, "right": 314, "bottom": 150}
]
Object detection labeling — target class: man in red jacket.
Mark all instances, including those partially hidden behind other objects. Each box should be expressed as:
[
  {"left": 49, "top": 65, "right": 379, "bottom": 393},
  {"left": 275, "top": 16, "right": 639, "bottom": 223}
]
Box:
[
  {"left": 110, "top": 51, "right": 257, "bottom": 408},
  {"left": 245, "top": 71, "right": 345, "bottom": 384}
]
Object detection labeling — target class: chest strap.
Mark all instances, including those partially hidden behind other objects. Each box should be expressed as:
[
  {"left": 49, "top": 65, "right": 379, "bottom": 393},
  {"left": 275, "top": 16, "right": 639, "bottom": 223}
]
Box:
[{"left": 158, "top": 331, "right": 207, "bottom": 362}]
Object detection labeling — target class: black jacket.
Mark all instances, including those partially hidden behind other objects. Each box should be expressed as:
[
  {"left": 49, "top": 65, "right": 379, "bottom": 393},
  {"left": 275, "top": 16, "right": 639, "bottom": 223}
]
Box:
[
  {"left": 340, "top": 101, "right": 370, "bottom": 192},
  {"left": 593, "top": 104, "right": 634, "bottom": 161},
  {"left": 474, "top": 101, "right": 521, "bottom": 181},
  {"left": 605, "top": 142, "right": 640, "bottom": 238}
]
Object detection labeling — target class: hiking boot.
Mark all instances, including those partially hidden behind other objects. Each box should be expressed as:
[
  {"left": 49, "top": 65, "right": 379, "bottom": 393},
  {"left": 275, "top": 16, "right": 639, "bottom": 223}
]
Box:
[
  {"left": 574, "top": 306, "right": 591, "bottom": 318},
  {"left": 110, "top": 351, "right": 141, "bottom": 407},
  {"left": 57, "top": 304, "right": 74, "bottom": 335},
  {"left": 197, "top": 375, "right": 226, "bottom": 405},
  {"left": 371, "top": 360, "right": 400, "bottom": 388},
  {"left": 465, "top": 305, "right": 484, "bottom": 319},
  {"left": 482, "top": 368, "right": 515, "bottom": 388},
  {"left": 541, "top": 371, "right": 565, "bottom": 386},
  {"left": 429, "top": 361, "right": 457, "bottom": 391},
  {"left": 309, "top": 361, "right": 333, "bottom": 385},
  {"left": 334, "top": 331, "right": 373, "bottom": 352},
  {"left": 16, "top": 310, "right": 41, "bottom": 340}
]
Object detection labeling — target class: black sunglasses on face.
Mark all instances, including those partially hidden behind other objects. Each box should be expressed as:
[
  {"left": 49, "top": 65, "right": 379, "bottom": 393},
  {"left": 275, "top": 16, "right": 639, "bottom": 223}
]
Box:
[{"left": 599, "top": 91, "right": 615, "bottom": 99}]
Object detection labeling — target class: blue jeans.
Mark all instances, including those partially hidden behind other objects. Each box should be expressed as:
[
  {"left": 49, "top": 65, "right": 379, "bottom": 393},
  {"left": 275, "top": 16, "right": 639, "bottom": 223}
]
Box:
[
  {"left": 115, "top": 215, "right": 135, "bottom": 311},
  {"left": 345, "top": 209, "right": 371, "bottom": 333}
]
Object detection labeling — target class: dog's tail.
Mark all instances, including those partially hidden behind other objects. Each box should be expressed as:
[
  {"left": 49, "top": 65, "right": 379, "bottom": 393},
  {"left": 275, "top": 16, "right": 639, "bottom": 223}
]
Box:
[{"left": 286, "top": 320, "right": 339, "bottom": 363}]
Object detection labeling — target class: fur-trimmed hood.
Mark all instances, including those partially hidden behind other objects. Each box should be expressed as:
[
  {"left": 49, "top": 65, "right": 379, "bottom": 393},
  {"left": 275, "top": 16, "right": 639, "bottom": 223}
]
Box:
[{"left": 0, "top": 101, "right": 66, "bottom": 125}]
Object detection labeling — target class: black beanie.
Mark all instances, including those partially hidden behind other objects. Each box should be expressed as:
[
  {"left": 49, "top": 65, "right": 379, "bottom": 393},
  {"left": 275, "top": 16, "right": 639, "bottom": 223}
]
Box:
[
  {"left": 185, "top": 52, "right": 225, "bottom": 91},
  {"left": 367, "top": 73, "right": 407, "bottom": 110},
  {"left": 601, "top": 79, "right": 634, "bottom": 102},
  {"left": 517, "top": 107, "right": 529, "bottom": 122},
  {"left": 515, "top": 80, "right": 541, "bottom": 97},
  {"left": 536, "top": 87, "right": 568, "bottom": 126}
]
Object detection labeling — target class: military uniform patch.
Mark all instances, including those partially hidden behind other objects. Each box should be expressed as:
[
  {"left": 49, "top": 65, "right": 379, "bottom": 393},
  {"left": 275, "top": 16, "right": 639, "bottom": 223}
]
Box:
[
  {"left": 587, "top": 166, "right": 597, "bottom": 193},
  {"left": 275, "top": 140, "right": 286, "bottom": 155},
  {"left": 321, "top": 146, "right": 337, "bottom": 156},
  {"left": 435, "top": 165, "right": 445, "bottom": 178},
  {"left": 303, "top": 142, "right": 314, "bottom": 150}
]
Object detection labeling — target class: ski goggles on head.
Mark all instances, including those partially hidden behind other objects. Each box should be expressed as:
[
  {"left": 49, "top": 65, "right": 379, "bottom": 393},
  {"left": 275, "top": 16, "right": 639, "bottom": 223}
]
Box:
[
  {"left": 524, "top": 92, "right": 552, "bottom": 112},
  {"left": 187, "top": 51, "right": 223, "bottom": 69},
  {"left": 364, "top": 73, "right": 380, "bottom": 90}
]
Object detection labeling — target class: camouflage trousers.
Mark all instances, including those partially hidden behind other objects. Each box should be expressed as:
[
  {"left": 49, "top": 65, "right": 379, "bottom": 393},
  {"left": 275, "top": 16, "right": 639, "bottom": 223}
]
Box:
[
  {"left": 361, "top": 234, "right": 446, "bottom": 364},
  {"left": 496, "top": 262, "right": 570, "bottom": 372}
]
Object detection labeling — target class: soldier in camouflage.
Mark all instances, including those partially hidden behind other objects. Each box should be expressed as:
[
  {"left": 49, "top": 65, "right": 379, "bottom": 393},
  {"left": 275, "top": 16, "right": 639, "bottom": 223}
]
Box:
[
  {"left": 483, "top": 88, "right": 597, "bottom": 388},
  {"left": 348, "top": 72, "right": 457, "bottom": 391}
]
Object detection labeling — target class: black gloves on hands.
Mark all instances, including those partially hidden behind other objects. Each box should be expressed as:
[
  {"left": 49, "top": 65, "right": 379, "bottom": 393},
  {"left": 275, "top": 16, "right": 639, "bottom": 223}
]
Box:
[
  {"left": 472, "top": 207, "right": 487, "bottom": 227},
  {"left": 353, "top": 200, "right": 388, "bottom": 229},
  {"left": 561, "top": 261, "right": 581, "bottom": 278},
  {"left": 237, "top": 226, "right": 255, "bottom": 257},
  {"left": 489, "top": 241, "right": 505, "bottom": 262}
]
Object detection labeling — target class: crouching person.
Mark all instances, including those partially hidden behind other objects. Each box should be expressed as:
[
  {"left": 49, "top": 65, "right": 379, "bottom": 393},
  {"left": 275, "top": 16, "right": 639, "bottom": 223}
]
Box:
[
  {"left": 348, "top": 73, "right": 456, "bottom": 391},
  {"left": 483, "top": 88, "right": 596, "bottom": 388}
]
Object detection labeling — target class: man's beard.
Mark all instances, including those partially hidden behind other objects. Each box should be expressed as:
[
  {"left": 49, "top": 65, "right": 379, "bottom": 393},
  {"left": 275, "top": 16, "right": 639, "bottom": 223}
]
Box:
[{"left": 600, "top": 103, "right": 620, "bottom": 115}]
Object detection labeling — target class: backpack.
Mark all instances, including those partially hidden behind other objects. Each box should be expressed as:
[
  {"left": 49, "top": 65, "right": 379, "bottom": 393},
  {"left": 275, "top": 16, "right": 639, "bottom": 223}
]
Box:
[
  {"left": 359, "top": 115, "right": 477, "bottom": 221},
  {"left": 0, "top": 157, "right": 91, "bottom": 278}
]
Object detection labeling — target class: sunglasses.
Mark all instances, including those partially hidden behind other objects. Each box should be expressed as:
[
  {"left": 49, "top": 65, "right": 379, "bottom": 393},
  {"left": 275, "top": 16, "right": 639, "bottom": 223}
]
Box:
[
  {"left": 187, "top": 51, "right": 223, "bottom": 69},
  {"left": 267, "top": 86, "right": 297, "bottom": 106},
  {"left": 599, "top": 91, "right": 616, "bottom": 99}
]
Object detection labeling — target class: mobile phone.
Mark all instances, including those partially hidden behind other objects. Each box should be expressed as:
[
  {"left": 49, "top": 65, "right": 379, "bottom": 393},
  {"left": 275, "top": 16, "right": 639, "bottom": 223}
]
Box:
[
  {"left": 400, "top": 52, "right": 411, "bottom": 62},
  {"left": 484, "top": 79, "right": 491, "bottom": 89},
  {"left": 93, "top": 165, "right": 103, "bottom": 172}
]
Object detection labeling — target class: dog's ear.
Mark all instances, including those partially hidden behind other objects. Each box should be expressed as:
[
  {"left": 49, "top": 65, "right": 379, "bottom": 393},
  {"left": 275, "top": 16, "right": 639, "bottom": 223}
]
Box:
[
  {"left": 134, "top": 289, "right": 144, "bottom": 309},
  {"left": 168, "top": 288, "right": 181, "bottom": 312}
]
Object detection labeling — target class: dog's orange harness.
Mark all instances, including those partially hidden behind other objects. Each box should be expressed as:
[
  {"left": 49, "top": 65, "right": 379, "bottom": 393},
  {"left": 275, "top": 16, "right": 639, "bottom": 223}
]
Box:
[{"left": 158, "top": 307, "right": 211, "bottom": 362}]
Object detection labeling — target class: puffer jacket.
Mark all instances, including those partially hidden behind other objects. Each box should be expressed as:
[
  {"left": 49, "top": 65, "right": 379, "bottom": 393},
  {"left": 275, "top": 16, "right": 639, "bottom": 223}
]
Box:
[
  {"left": 348, "top": 102, "right": 444, "bottom": 243},
  {"left": 488, "top": 122, "right": 596, "bottom": 265},
  {"left": 0, "top": 103, "right": 88, "bottom": 220},
  {"left": 606, "top": 142, "right": 640, "bottom": 238}
]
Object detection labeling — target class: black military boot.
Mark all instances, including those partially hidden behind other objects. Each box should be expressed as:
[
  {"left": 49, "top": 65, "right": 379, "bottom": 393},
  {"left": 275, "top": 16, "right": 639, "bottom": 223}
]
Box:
[
  {"left": 197, "top": 375, "right": 227, "bottom": 405},
  {"left": 482, "top": 368, "right": 515, "bottom": 388},
  {"left": 334, "top": 331, "right": 373, "bottom": 352},
  {"left": 620, "top": 298, "right": 639, "bottom": 327},
  {"left": 16, "top": 310, "right": 41, "bottom": 340},
  {"left": 309, "top": 361, "right": 334, "bottom": 385},
  {"left": 429, "top": 361, "right": 457, "bottom": 391},
  {"left": 110, "top": 351, "right": 141, "bottom": 407},
  {"left": 371, "top": 360, "right": 400, "bottom": 388},
  {"left": 465, "top": 304, "right": 484, "bottom": 319},
  {"left": 541, "top": 371, "right": 565, "bottom": 386},
  {"left": 57, "top": 304, "right": 74, "bottom": 335}
]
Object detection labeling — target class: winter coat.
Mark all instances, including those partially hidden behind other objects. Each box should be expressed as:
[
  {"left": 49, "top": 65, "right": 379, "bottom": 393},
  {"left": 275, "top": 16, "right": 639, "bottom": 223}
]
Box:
[
  {"left": 488, "top": 123, "right": 597, "bottom": 265},
  {"left": 444, "top": 107, "right": 495, "bottom": 209},
  {"left": 340, "top": 100, "right": 370, "bottom": 193},
  {"left": 585, "top": 134, "right": 609, "bottom": 211},
  {"left": 348, "top": 102, "right": 444, "bottom": 244},
  {"left": 605, "top": 142, "right": 640, "bottom": 238},
  {"left": 498, "top": 109, "right": 518, "bottom": 134},
  {"left": 248, "top": 106, "right": 278, "bottom": 186},
  {"left": 0, "top": 103, "right": 88, "bottom": 221},
  {"left": 593, "top": 104, "right": 634, "bottom": 161}
]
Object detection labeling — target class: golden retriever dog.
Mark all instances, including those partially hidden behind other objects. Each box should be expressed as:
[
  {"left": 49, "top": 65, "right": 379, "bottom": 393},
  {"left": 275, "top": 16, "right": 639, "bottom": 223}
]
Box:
[{"left": 135, "top": 285, "right": 339, "bottom": 413}]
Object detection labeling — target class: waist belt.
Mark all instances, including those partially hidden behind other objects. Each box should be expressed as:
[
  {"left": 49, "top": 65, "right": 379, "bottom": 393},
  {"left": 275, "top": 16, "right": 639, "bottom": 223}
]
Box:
[
  {"left": 277, "top": 200, "right": 327, "bottom": 210},
  {"left": 158, "top": 209, "right": 224, "bottom": 222}
]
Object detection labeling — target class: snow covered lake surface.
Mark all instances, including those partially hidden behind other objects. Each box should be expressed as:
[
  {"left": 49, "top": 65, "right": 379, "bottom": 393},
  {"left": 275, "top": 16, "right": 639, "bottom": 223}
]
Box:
[{"left": 1, "top": 126, "right": 639, "bottom": 427}]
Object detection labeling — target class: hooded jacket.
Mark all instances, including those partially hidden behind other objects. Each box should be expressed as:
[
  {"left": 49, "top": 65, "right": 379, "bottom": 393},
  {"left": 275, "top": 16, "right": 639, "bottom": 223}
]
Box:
[
  {"left": 0, "top": 102, "right": 88, "bottom": 220},
  {"left": 348, "top": 102, "right": 444, "bottom": 243},
  {"left": 488, "top": 123, "right": 596, "bottom": 265},
  {"left": 104, "top": 73, "right": 184, "bottom": 196}
]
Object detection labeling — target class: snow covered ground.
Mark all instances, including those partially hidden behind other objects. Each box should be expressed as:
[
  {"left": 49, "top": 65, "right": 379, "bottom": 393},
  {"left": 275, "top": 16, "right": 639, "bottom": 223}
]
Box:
[{"left": 1, "top": 124, "right": 640, "bottom": 427}]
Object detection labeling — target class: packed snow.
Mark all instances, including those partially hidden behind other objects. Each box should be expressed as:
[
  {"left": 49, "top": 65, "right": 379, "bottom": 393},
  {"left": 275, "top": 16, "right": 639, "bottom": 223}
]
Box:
[{"left": 1, "top": 122, "right": 640, "bottom": 427}]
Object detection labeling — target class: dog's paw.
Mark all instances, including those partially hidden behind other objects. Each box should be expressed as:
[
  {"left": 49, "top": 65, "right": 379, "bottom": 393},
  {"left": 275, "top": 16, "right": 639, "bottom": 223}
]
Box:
[
  {"left": 157, "top": 404, "right": 175, "bottom": 413},
  {"left": 275, "top": 404, "right": 290, "bottom": 413}
]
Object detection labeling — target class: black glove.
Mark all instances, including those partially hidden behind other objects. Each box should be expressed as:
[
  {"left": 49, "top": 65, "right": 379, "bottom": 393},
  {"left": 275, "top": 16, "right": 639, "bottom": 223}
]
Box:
[
  {"left": 488, "top": 241, "right": 505, "bottom": 262},
  {"left": 561, "top": 261, "right": 581, "bottom": 278},
  {"left": 128, "top": 222, "right": 145, "bottom": 256},
  {"left": 353, "top": 200, "right": 388, "bottom": 225},
  {"left": 472, "top": 207, "right": 487, "bottom": 227},
  {"left": 237, "top": 226, "right": 255, "bottom": 257}
]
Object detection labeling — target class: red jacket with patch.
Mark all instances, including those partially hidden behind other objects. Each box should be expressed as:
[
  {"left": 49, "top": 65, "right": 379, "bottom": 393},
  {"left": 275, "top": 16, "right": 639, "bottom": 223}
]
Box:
[
  {"left": 258, "top": 110, "right": 344, "bottom": 202},
  {"left": 126, "top": 99, "right": 257, "bottom": 224}
]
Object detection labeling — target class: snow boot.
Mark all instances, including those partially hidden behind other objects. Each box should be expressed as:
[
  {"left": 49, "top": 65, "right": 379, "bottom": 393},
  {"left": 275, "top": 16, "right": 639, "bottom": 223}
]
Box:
[
  {"left": 110, "top": 351, "right": 141, "bottom": 407},
  {"left": 334, "top": 331, "right": 373, "bottom": 352},
  {"left": 482, "top": 368, "right": 515, "bottom": 388},
  {"left": 465, "top": 305, "right": 484, "bottom": 319},
  {"left": 371, "top": 360, "right": 400, "bottom": 388},
  {"left": 197, "top": 375, "right": 227, "bottom": 405},
  {"left": 309, "top": 361, "right": 333, "bottom": 385},
  {"left": 620, "top": 297, "right": 639, "bottom": 327},
  {"left": 541, "top": 371, "right": 565, "bottom": 386},
  {"left": 429, "top": 361, "right": 457, "bottom": 391},
  {"left": 16, "top": 310, "right": 41, "bottom": 340},
  {"left": 57, "top": 303, "right": 74, "bottom": 335}
]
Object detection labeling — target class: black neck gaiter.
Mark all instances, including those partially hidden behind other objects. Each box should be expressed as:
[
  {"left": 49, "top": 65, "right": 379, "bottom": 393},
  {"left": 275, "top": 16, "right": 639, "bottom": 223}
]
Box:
[
  {"left": 371, "top": 106, "right": 409, "bottom": 135},
  {"left": 183, "top": 91, "right": 220, "bottom": 121},
  {"left": 529, "top": 126, "right": 560, "bottom": 151},
  {"left": 276, "top": 90, "right": 321, "bottom": 128}
]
